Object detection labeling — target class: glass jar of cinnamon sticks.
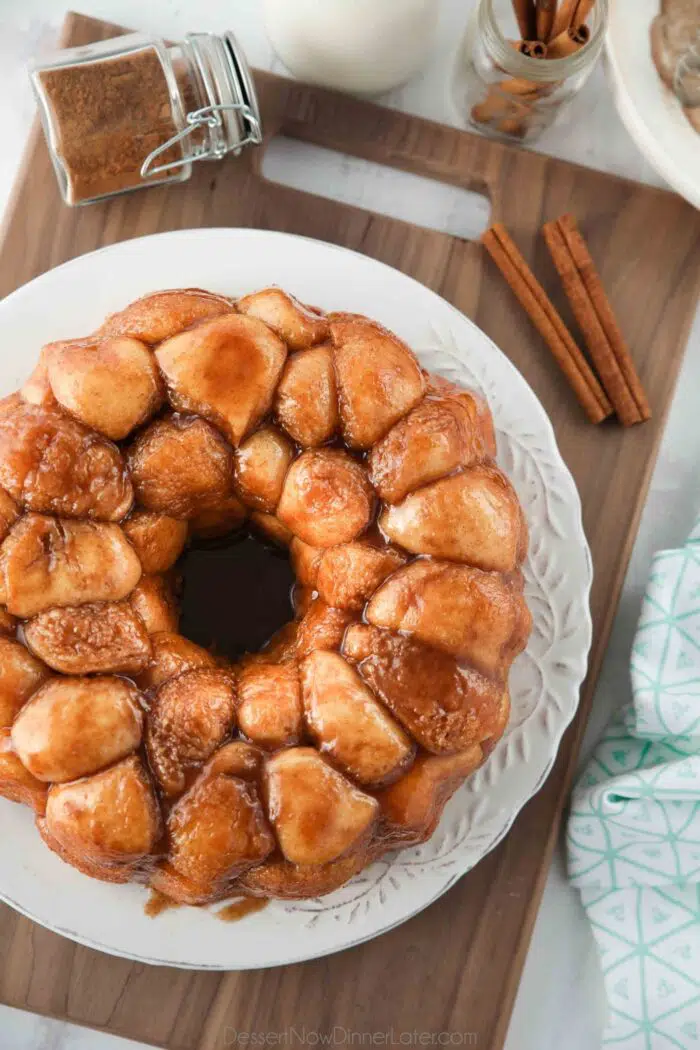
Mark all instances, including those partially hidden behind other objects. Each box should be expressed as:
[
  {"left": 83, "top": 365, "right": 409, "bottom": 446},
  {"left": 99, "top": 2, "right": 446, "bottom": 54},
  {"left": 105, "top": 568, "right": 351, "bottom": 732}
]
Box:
[
  {"left": 30, "top": 31, "right": 262, "bottom": 206},
  {"left": 452, "top": 0, "right": 608, "bottom": 142}
]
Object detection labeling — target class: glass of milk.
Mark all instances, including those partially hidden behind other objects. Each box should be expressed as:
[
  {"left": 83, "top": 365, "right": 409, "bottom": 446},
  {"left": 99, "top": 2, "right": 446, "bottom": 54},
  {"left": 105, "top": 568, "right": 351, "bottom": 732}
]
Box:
[{"left": 263, "top": 0, "right": 440, "bottom": 96}]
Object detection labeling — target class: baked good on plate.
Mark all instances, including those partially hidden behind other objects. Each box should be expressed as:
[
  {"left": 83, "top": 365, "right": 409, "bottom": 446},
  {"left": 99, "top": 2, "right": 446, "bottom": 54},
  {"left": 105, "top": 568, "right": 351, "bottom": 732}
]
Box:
[
  {"left": 651, "top": 0, "right": 700, "bottom": 133},
  {"left": 0, "top": 286, "right": 531, "bottom": 905}
]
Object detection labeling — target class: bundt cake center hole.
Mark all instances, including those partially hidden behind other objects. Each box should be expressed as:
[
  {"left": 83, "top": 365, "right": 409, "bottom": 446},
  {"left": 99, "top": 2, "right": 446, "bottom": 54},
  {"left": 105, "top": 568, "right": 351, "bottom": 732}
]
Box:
[{"left": 177, "top": 530, "right": 296, "bottom": 661}]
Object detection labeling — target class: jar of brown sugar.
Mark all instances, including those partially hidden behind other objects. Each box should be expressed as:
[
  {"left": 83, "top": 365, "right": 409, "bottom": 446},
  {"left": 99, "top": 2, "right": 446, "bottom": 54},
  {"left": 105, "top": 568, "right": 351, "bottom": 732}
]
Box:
[{"left": 31, "top": 31, "right": 262, "bottom": 206}]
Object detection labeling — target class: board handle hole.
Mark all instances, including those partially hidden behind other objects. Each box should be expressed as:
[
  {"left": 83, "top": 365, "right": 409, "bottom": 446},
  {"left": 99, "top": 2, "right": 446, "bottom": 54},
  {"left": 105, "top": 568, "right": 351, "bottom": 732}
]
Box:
[{"left": 261, "top": 136, "right": 491, "bottom": 241}]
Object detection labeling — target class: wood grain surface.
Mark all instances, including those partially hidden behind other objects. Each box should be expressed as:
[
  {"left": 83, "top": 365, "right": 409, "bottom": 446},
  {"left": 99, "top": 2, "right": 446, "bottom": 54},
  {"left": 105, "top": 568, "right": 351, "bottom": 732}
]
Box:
[{"left": 1, "top": 12, "right": 699, "bottom": 1050}]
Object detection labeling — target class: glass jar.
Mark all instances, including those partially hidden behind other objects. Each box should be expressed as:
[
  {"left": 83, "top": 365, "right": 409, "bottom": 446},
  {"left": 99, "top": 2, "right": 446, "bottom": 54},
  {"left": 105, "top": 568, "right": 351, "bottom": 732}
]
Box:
[
  {"left": 451, "top": 0, "right": 608, "bottom": 143},
  {"left": 31, "top": 31, "right": 262, "bottom": 206}
]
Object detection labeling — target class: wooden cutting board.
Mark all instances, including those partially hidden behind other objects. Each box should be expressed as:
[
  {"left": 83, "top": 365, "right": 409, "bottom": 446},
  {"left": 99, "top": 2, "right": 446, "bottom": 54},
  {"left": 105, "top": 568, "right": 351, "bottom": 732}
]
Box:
[{"left": 1, "top": 11, "right": 699, "bottom": 1050}]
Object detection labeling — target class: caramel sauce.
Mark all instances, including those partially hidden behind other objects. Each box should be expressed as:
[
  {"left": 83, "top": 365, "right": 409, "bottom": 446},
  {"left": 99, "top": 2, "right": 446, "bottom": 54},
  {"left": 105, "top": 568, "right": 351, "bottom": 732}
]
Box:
[
  {"left": 217, "top": 897, "right": 269, "bottom": 922},
  {"left": 177, "top": 529, "right": 296, "bottom": 661},
  {"left": 144, "top": 889, "right": 180, "bottom": 918}
]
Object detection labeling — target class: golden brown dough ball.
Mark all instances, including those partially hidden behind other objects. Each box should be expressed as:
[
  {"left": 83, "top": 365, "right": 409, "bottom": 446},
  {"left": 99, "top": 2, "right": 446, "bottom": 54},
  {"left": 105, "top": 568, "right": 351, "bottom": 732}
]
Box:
[
  {"left": 238, "top": 287, "right": 329, "bottom": 350},
  {"left": 129, "top": 575, "right": 180, "bottom": 635},
  {"left": 24, "top": 601, "right": 151, "bottom": 675},
  {"left": 368, "top": 388, "right": 496, "bottom": 504},
  {"left": 379, "top": 465, "right": 526, "bottom": 572},
  {"left": 264, "top": 747, "right": 378, "bottom": 865},
  {"left": 0, "top": 638, "right": 50, "bottom": 729},
  {"left": 0, "top": 401, "right": 132, "bottom": 522},
  {"left": 301, "top": 651, "right": 414, "bottom": 787},
  {"left": 46, "top": 336, "right": 163, "bottom": 440},
  {"left": 157, "top": 761, "right": 274, "bottom": 903},
  {"left": 315, "top": 541, "right": 406, "bottom": 611},
  {"left": 135, "top": 632, "right": 217, "bottom": 691},
  {"left": 330, "top": 313, "right": 425, "bottom": 448},
  {"left": 377, "top": 748, "right": 485, "bottom": 846},
  {"left": 123, "top": 511, "right": 188, "bottom": 574},
  {"left": 188, "top": 495, "right": 247, "bottom": 539},
  {"left": 0, "top": 515, "right": 141, "bottom": 618},
  {"left": 343, "top": 624, "right": 506, "bottom": 754},
  {"left": 146, "top": 669, "right": 236, "bottom": 797},
  {"left": 237, "top": 663, "right": 302, "bottom": 749},
  {"left": 234, "top": 426, "right": 294, "bottom": 513},
  {"left": 275, "top": 345, "right": 338, "bottom": 446},
  {"left": 295, "top": 600, "right": 355, "bottom": 658},
  {"left": 41, "top": 755, "right": 161, "bottom": 880},
  {"left": 366, "top": 560, "right": 531, "bottom": 674},
  {"left": 277, "top": 449, "right": 374, "bottom": 547},
  {"left": 0, "top": 727, "right": 48, "bottom": 813},
  {"left": 12, "top": 676, "right": 144, "bottom": 782},
  {"left": 97, "top": 288, "right": 234, "bottom": 343},
  {"left": 155, "top": 313, "right": 287, "bottom": 446},
  {"left": 128, "top": 416, "right": 234, "bottom": 520}
]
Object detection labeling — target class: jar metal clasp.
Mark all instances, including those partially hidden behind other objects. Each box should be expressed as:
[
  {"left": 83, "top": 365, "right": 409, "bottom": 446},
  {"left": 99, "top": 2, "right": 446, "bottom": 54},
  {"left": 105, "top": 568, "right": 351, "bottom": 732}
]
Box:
[{"left": 140, "top": 102, "right": 262, "bottom": 178}]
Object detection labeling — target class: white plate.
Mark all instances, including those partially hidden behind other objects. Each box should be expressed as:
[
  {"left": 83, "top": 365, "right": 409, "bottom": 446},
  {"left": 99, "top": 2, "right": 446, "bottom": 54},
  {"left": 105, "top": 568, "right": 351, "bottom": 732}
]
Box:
[
  {"left": 0, "top": 228, "right": 592, "bottom": 970},
  {"left": 606, "top": 0, "right": 700, "bottom": 210}
]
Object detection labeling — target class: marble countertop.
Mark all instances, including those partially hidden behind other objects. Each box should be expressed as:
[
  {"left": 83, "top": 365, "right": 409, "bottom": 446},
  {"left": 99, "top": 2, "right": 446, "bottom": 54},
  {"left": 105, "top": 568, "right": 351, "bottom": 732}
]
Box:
[{"left": 0, "top": 2, "right": 699, "bottom": 1049}]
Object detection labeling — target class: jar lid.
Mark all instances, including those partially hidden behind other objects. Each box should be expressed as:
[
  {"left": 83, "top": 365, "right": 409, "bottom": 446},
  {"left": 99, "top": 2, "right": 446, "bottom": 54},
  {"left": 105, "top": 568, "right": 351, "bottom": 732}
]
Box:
[
  {"left": 141, "top": 31, "right": 262, "bottom": 179},
  {"left": 223, "top": 31, "right": 262, "bottom": 141}
]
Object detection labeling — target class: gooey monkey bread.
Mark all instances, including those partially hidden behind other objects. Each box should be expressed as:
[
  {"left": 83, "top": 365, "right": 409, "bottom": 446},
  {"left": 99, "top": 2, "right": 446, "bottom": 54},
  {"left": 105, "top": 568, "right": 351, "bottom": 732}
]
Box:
[{"left": 0, "top": 286, "right": 531, "bottom": 905}]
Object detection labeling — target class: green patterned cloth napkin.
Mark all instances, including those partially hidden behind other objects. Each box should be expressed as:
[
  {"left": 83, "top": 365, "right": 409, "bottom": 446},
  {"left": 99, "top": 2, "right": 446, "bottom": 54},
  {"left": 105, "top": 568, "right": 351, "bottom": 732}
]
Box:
[{"left": 568, "top": 517, "right": 700, "bottom": 1048}]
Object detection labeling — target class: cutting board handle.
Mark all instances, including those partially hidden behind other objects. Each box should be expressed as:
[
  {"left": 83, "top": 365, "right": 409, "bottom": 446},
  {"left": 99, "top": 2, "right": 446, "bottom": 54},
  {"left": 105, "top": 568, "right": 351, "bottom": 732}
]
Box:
[{"left": 252, "top": 72, "right": 500, "bottom": 214}]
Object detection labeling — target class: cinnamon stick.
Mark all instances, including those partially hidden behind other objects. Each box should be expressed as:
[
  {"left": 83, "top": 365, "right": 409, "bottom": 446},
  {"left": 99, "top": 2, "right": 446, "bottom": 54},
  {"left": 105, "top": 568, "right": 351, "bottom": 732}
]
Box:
[
  {"left": 471, "top": 89, "right": 533, "bottom": 131},
  {"left": 535, "top": 0, "right": 557, "bottom": 43},
  {"left": 482, "top": 223, "right": 612, "bottom": 424},
  {"left": 497, "top": 115, "right": 528, "bottom": 137},
  {"left": 519, "top": 39, "right": 548, "bottom": 58},
  {"left": 571, "top": 0, "right": 596, "bottom": 28},
  {"left": 471, "top": 92, "right": 513, "bottom": 125},
  {"left": 500, "top": 77, "right": 545, "bottom": 97},
  {"left": 511, "top": 0, "right": 536, "bottom": 40},
  {"left": 543, "top": 220, "right": 640, "bottom": 424},
  {"left": 548, "top": 23, "right": 590, "bottom": 58},
  {"left": 551, "top": 0, "right": 596, "bottom": 39},
  {"left": 471, "top": 65, "right": 545, "bottom": 130},
  {"left": 550, "top": 0, "right": 577, "bottom": 35},
  {"left": 546, "top": 214, "right": 651, "bottom": 423}
]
